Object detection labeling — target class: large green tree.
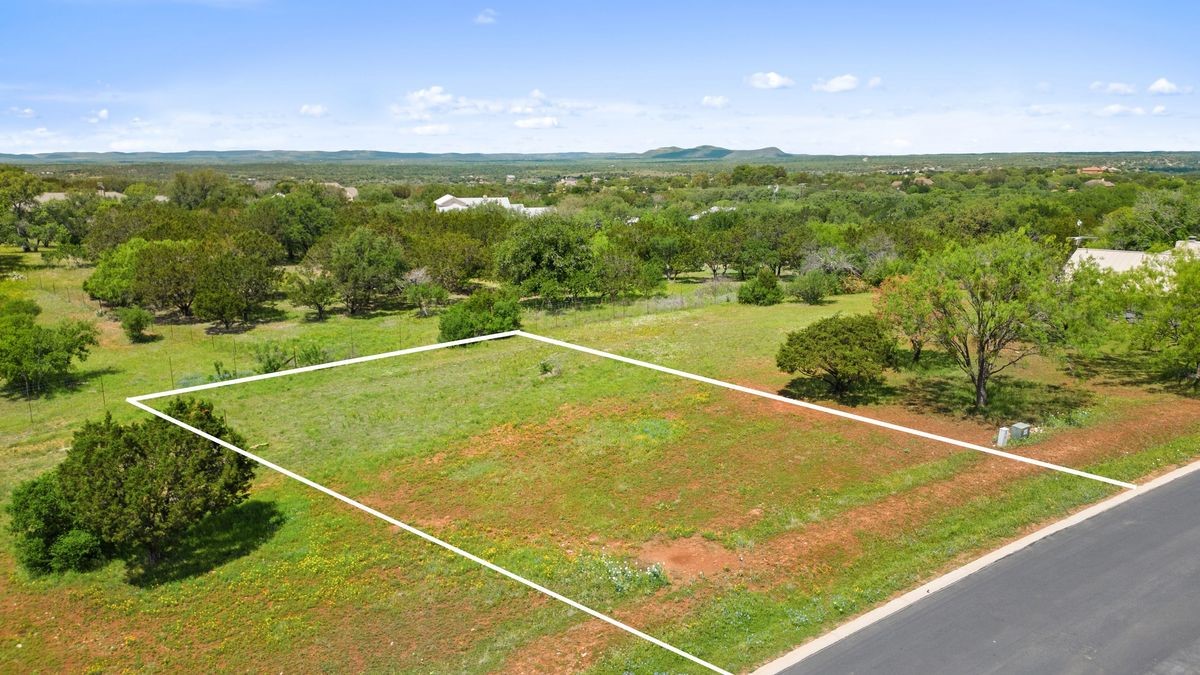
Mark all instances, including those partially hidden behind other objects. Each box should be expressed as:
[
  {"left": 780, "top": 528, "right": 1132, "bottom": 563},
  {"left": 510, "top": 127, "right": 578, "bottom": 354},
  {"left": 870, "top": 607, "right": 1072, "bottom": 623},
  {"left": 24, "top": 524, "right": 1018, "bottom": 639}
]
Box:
[
  {"left": 1125, "top": 252, "right": 1200, "bottom": 385},
  {"left": 325, "top": 226, "right": 407, "bottom": 314},
  {"left": 242, "top": 192, "right": 334, "bottom": 262},
  {"left": 83, "top": 237, "right": 149, "bottom": 306},
  {"left": 0, "top": 167, "right": 47, "bottom": 251},
  {"left": 59, "top": 399, "right": 255, "bottom": 566},
  {"left": 909, "top": 231, "right": 1067, "bottom": 408},
  {"left": 194, "top": 232, "right": 284, "bottom": 327},
  {"left": 493, "top": 217, "right": 593, "bottom": 298},
  {"left": 132, "top": 239, "right": 205, "bottom": 316}
]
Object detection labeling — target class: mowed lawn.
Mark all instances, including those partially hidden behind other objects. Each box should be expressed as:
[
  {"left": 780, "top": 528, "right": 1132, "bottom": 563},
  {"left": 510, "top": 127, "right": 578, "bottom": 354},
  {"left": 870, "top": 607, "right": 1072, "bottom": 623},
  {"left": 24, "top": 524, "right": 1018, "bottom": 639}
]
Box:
[{"left": 4, "top": 247, "right": 1200, "bottom": 673}]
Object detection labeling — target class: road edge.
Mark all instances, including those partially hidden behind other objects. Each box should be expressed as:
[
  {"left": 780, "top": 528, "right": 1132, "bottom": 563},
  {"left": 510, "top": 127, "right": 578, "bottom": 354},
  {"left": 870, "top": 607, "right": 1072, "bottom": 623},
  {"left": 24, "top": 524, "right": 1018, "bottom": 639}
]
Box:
[{"left": 752, "top": 456, "right": 1200, "bottom": 674}]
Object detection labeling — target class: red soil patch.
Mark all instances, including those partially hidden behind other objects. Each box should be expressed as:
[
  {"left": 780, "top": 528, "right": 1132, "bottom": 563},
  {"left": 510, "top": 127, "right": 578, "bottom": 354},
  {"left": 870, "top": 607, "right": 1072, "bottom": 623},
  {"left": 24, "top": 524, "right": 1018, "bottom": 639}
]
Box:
[{"left": 637, "top": 536, "right": 745, "bottom": 580}]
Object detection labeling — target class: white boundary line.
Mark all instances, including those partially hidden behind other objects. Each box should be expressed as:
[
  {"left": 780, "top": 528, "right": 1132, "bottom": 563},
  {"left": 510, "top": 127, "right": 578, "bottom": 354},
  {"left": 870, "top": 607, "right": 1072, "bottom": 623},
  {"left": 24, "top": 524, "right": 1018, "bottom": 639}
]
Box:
[
  {"left": 751, "top": 455, "right": 1200, "bottom": 674},
  {"left": 124, "top": 329, "right": 1134, "bottom": 672}
]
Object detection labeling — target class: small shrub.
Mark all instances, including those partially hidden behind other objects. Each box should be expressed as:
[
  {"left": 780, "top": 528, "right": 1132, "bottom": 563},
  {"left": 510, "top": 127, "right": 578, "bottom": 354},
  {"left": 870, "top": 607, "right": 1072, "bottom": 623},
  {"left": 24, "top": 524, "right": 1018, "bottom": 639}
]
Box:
[
  {"left": 840, "top": 274, "right": 871, "bottom": 294},
  {"left": 405, "top": 282, "right": 449, "bottom": 317},
  {"left": 253, "top": 340, "right": 331, "bottom": 374},
  {"left": 211, "top": 361, "right": 235, "bottom": 381},
  {"left": 737, "top": 267, "right": 784, "bottom": 306},
  {"left": 788, "top": 271, "right": 837, "bottom": 305},
  {"left": 117, "top": 307, "right": 155, "bottom": 343},
  {"left": 438, "top": 288, "right": 522, "bottom": 342},
  {"left": 252, "top": 342, "right": 290, "bottom": 374}
]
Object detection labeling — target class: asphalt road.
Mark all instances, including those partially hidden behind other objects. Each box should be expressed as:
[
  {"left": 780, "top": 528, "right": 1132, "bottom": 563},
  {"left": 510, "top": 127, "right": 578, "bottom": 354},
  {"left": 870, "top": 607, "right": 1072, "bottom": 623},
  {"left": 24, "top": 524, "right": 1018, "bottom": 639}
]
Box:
[{"left": 780, "top": 468, "right": 1200, "bottom": 675}]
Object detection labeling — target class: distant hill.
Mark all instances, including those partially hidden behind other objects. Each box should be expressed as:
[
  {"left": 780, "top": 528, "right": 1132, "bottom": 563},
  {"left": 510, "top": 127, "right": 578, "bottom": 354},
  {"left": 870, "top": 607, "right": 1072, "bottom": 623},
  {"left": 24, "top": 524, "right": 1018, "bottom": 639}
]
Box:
[{"left": 2, "top": 147, "right": 1198, "bottom": 173}]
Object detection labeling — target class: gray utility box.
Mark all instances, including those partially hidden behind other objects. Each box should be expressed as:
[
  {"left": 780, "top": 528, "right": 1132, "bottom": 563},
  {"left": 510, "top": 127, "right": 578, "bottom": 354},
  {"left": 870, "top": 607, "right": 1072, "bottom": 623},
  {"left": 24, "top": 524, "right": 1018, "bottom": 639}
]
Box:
[{"left": 1010, "top": 422, "right": 1032, "bottom": 441}]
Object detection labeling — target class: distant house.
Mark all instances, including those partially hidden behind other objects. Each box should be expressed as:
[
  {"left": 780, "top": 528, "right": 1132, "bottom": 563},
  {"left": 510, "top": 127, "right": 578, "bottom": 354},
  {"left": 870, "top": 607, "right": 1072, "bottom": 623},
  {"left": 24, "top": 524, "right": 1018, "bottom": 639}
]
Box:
[
  {"left": 913, "top": 176, "right": 934, "bottom": 187},
  {"left": 321, "top": 182, "right": 358, "bottom": 201},
  {"left": 1083, "top": 178, "right": 1115, "bottom": 188},
  {"left": 34, "top": 192, "right": 67, "bottom": 204},
  {"left": 689, "top": 205, "right": 736, "bottom": 221},
  {"left": 34, "top": 189, "right": 126, "bottom": 204},
  {"left": 1078, "top": 166, "right": 1106, "bottom": 175},
  {"left": 557, "top": 176, "right": 580, "bottom": 187},
  {"left": 434, "top": 194, "right": 552, "bottom": 216},
  {"left": 1068, "top": 239, "right": 1200, "bottom": 274}
]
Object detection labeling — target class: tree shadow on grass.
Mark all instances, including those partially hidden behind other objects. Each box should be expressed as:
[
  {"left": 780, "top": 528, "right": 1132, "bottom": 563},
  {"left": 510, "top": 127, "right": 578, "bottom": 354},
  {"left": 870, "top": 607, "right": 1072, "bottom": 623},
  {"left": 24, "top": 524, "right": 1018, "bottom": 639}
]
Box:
[
  {"left": 0, "top": 251, "right": 27, "bottom": 275},
  {"left": 0, "top": 366, "right": 122, "bottom": 401},
  {"left": 128, "top": 500, "right": 285, "bottom": 588},
  {"left": 1066, "top": 350, "right": 1200, "bottom": 396},
  {"left": 780, "top": 375, "right": 897, "bottom": 407},
  {"left": 899, "top": 374, "right": 1095, "bottom": 425}
]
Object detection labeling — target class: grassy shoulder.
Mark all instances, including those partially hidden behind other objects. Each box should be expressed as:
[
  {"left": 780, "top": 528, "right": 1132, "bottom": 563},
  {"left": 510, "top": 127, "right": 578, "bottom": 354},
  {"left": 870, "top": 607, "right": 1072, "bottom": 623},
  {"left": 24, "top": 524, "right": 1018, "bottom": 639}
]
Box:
[{"left": 590, "top": 431, "right": 1200, "bottom": 673}]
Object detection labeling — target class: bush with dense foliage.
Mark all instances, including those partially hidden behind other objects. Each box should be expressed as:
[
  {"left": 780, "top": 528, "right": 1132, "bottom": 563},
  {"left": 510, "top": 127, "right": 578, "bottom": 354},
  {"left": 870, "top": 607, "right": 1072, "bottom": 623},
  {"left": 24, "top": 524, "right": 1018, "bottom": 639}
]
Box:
[
  {"left": 737, "top": 267, "right": 784, "bottom": 305},
  {"left": 58, "top": 399, "right": 256, "bottom": 566},
  {"left": 117, "top": 306, "right": 155, "bottom": 343},
  {"left": 438, "top": 288, "right": 522, "bottom": 342},
  {"left": 7, "top": 470, "right": 102, "bottom": 574},
  {"left": 788, "top": 270, "right": 838, "bottom": 305},
  {"left": 776, "top": 314, "right": 896, "bottom": 396}
]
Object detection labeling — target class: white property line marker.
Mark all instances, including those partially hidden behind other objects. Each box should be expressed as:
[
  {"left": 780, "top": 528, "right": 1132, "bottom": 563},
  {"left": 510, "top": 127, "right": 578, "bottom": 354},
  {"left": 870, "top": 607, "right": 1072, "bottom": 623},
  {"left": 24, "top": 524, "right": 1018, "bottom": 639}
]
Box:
[{"left": 125, "top": 329, "right": 1133, "bottom": 673}]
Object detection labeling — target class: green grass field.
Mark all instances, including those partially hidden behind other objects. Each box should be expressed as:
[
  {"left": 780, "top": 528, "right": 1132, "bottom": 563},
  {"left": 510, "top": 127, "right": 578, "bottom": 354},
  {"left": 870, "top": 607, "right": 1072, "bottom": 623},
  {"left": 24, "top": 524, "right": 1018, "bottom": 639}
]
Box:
[{"left": 4, "top": 246, "right": 1200, "bottom": 673}]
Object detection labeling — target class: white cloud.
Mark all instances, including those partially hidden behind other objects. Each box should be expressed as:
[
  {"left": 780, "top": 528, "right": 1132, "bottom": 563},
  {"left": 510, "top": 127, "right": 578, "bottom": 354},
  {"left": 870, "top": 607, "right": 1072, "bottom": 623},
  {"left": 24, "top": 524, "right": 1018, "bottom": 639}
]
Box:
[
  {"left": 84, "top": 108, "right": 109, "bottom": 123},
  {"left": 1090, "top": 81, "right": 1135, "bottom": 95},
  {"left": 391, "top": 85, "right": 455, "bottom": 119},
  {"left": 1036, "top": 81, "right": 1053, "bottom": 93},
  {"left": 866, "top": 76, "right": 883, "bottom": 89},
  {"left": 411, "top": 123, "right": 450, "bottom": 135},
  {"left": 7, "top": 106, "right": 36, "bottom": 118},
  {"left": 813, "top": 74, "right": 860, "bottom": 93},
  {"left": 514, "top": 116, "right": 558, "bottom": 129},
  {"left": 1152, "top": 105, "right": 1168, "bottom": 115},
  {"left": 701, "top": 95, "right": 729, "bottom": 109},
  {"left": 747, "top": 72, "right": 794, "bottom": 89},
  {"left": 299, "top": 103, "right": 328, "bottom": 117},
  {"left": 1148, "top": 77, "right": 1186, "bottom": 95},
  {"left": 1097, "top": 104, "right": 1145, "bottom": 117},
  {"left": 474, "top": 8, "right": 497, "bottom": 24}
]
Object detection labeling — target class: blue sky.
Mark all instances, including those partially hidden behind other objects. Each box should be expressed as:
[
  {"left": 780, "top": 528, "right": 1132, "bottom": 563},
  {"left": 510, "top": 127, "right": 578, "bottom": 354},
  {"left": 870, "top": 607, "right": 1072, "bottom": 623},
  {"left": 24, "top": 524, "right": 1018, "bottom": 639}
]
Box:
[{"left": 2, "top": 0, "right": 1197, "bottom": 154}]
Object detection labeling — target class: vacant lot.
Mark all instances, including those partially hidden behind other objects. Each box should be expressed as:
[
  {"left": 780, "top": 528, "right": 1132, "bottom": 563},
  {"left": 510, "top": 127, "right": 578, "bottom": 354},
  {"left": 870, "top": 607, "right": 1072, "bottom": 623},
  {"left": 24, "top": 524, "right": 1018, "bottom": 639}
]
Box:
[{"left": 4, "top": 248, "right": 1200, "bottom": 673}]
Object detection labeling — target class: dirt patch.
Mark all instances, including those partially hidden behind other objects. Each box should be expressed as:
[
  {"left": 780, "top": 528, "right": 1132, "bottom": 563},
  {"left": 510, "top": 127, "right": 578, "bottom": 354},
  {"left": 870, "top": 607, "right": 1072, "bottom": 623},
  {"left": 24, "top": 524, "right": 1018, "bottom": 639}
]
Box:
[{"left": 637, "top": 536, "right": 745, "bottom": 581}]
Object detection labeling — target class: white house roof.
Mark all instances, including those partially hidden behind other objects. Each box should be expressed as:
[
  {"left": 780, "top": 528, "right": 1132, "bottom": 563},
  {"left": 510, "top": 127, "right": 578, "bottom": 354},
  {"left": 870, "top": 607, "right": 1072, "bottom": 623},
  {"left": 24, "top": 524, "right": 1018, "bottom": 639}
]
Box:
[
  {"left": 1068, "top": 248, "right": 1153, "bottom": 274},
  {"left": 1068, "top": 240, "right": 1200, "bottom": 274},
  {"left": 435, "top": 194, "right": 551, "bottom": 216}
]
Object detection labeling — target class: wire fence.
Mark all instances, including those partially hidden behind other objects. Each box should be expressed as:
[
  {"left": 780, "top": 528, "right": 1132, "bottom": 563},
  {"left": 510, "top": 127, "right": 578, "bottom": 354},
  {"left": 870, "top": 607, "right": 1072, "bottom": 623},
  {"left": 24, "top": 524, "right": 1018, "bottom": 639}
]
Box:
[{"left": 528, "top": 282, "right": 738, "bottom": 331}]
